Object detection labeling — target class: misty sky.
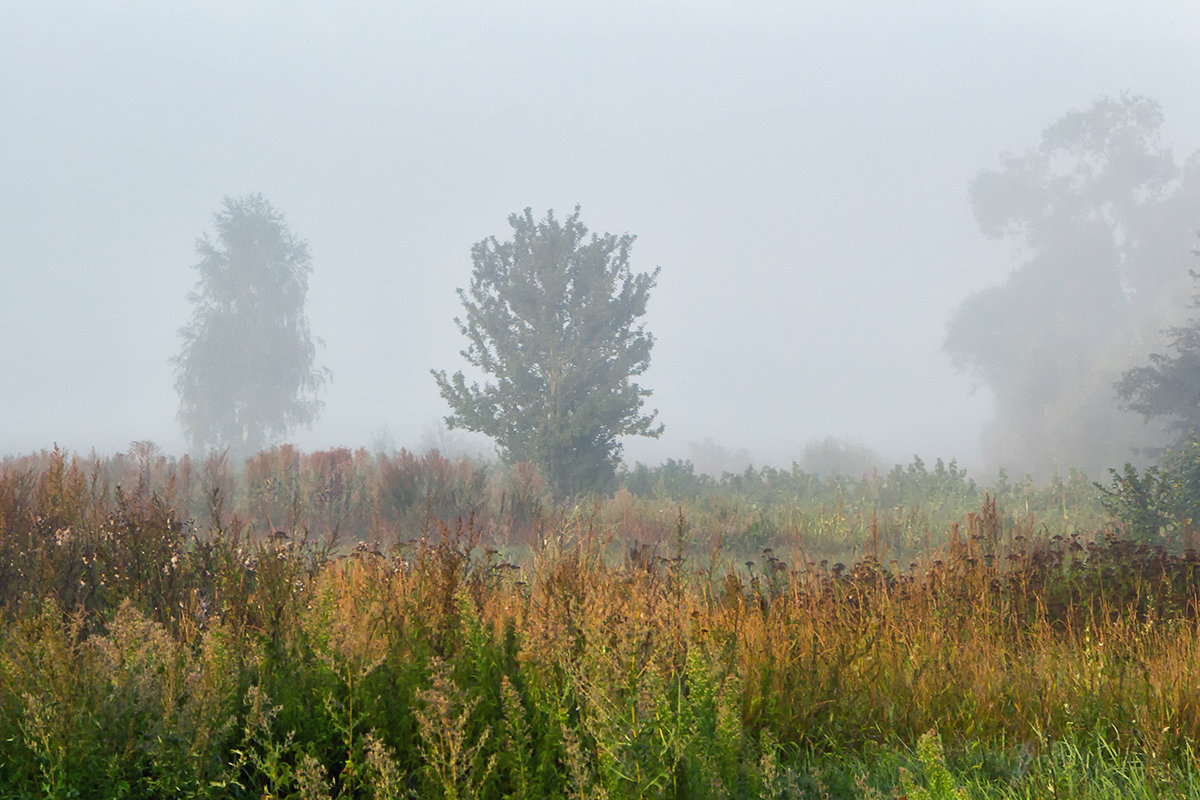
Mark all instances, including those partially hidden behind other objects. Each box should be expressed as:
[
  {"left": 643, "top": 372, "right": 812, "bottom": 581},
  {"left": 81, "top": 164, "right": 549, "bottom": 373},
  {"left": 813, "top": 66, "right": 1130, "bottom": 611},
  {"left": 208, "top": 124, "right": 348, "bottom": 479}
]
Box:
[{"left": 3, "top": 1, "right": 1200, "bottom": 473}]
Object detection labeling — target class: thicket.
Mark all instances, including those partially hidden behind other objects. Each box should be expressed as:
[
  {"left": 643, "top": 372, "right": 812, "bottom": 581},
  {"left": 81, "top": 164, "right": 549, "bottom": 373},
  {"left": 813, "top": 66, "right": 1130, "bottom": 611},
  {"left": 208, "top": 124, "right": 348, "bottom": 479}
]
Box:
[
  {"left": 1098, "top": 439, "right": 1200, "bottom": 545},
  {"left": 3, "top": 444, "right": 1108, "bottom": 565},
  {"left": 2, "top": 446, "right": 1200, "bottom": 798}
]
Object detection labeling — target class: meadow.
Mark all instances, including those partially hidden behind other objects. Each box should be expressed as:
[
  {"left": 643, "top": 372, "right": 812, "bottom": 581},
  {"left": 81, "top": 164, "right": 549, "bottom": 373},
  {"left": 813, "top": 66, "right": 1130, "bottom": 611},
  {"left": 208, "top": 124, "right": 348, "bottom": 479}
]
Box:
[{"left": 1, "top": 445, "right": 1198, "bottom": 798}]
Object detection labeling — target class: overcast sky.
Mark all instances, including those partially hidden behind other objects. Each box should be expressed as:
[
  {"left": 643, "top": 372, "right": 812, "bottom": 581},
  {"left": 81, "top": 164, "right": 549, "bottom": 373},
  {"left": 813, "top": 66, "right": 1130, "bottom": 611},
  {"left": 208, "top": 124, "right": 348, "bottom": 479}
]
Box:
[{"left": 3, "top": 0, "right": 1199, "bottom": 472}]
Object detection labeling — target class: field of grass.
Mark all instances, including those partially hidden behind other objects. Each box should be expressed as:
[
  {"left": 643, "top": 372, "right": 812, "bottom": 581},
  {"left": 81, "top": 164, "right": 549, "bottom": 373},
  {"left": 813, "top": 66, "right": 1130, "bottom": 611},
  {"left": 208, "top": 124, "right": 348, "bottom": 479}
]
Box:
[{"left": 1, "top": 446, "right": 1199, "bottom": 798}]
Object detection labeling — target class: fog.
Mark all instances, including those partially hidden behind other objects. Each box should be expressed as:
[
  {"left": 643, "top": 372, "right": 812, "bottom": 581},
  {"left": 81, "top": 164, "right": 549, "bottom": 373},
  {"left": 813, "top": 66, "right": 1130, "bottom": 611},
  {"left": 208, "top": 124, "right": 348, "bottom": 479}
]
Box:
[{"left": 4, "top": 1, "right": 1200, "bottom": 477}]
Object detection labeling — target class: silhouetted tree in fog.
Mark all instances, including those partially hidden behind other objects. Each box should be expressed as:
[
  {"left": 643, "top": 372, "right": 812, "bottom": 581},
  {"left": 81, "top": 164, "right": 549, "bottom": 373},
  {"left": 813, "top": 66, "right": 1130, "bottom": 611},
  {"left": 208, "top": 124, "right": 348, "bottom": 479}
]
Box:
[
  {"left": 433, "top": 207, "right": 663, "bottom": 496},
  {"left": 1119, "top": 236, "right": 1200, "bottom": 445},
  {"left": 945, "top": 94, "right": 1200, "bottom": 476},
  {"left": 172, "top": 194, "right": 329, "bottom": 459}
]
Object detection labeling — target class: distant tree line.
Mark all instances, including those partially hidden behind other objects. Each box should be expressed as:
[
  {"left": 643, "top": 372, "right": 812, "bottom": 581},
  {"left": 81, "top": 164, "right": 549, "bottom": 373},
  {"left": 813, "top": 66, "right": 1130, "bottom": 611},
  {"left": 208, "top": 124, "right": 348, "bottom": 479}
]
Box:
[
  {"left": 174, "top": 201, "right": 664, "bottom": 497},
  {"left": 173, "top": 93, "right": 1200, "bottom": 496}
]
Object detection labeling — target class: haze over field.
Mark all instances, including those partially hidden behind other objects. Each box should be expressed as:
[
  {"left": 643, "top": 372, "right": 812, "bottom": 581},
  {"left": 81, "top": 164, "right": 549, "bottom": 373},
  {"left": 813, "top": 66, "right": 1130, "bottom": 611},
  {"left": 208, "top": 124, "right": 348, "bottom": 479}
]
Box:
[{"left": 3, "top": 1, "right": 1200, "bottom": 476}]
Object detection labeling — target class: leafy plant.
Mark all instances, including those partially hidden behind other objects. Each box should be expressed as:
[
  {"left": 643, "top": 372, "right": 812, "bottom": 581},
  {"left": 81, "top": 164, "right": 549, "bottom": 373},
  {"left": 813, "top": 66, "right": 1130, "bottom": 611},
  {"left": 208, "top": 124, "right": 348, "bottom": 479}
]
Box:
[
  {"left": 898, "top": 730, "right": 969, "bottom": 800},
  {"left": 1098, "top": 439, "right": 1200, "bottom": 542}
]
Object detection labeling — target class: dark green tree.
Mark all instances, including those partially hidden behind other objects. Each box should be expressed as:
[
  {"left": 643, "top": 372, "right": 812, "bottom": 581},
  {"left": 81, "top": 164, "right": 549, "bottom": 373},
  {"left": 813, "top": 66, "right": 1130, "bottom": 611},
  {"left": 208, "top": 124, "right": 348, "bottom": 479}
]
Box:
[
  {"left": 433, "top": 207, "right": 663, "bottom": 496},
  {"left": 172, "top": 194, "right": 329, "bottom": 459}
]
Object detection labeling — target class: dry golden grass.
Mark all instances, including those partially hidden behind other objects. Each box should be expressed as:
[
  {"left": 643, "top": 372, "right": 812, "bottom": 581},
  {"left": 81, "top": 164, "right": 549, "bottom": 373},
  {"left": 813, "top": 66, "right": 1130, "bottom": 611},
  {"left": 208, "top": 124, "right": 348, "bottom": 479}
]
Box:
[{"left": 3, "top": 448, "right": 1199, "bottom": 797}]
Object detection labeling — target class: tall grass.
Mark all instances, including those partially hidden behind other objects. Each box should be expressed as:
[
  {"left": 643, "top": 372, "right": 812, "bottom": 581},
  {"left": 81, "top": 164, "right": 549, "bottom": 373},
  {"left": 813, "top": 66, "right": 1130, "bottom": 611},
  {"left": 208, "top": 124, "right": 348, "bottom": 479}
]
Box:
[{"left": 0, "top": 446, "right": 1197, "bottom": 798}]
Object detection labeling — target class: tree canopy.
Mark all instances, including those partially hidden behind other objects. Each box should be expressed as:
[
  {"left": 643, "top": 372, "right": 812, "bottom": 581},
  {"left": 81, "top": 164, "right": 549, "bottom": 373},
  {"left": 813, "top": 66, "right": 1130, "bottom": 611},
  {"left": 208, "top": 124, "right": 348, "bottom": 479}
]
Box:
[
  {"left": 433, "top": 207, "right": 663, "bottom": 496},
  {"left": 945, "top": 94, "right": 1200, "bottom": 476},
  {"left": 172, "top": 194, "right": 329, "bottom": 459},
  {"left": 1118, "top": 245, "right": 1200, "bottom": 445}
]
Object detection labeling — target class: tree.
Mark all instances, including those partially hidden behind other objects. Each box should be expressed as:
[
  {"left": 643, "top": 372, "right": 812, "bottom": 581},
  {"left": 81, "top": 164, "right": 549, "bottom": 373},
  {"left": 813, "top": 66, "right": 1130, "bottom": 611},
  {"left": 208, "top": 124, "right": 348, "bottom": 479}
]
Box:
[
  {"left": 172, "top": 194, "right": 329, "bottom": 459},
  {"left": 432, "top": 207, "right": 663, "bottom": 496},
  {"left": 945, "top": 94, "right": 1194, "bottom": 476},
  {"left": 1118, "top": 245, "right": 1200, "bottom": 444}
]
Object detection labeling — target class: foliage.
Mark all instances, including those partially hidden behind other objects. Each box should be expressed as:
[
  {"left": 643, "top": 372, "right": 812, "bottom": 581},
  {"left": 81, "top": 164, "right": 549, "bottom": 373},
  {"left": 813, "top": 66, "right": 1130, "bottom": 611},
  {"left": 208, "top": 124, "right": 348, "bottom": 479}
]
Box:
[
  {"left": 5, "top": 447, "right": 1200, "bottom": 797},
  {"left": 899, "top": 731, "right": 969, "bottom": 800},
  {"left": 799, "top": 435, "right": 882, "bottom": 478},
  {"left": 945, "top": 93, "right": 1198, "bottom": 477},
  {"left": 1118, "top": 260, "right": 1200, "bottom": 445},
  {"left": 1098, "top": 438, "right": 1200, "bottom": 543},
  {"left": 433, "top": 207, "right": 663, "bottom": 497},
  {"left": 619, "top": 457, "right": 715, "bottom": 501},
  {"left": 4, "top": 442, "right": 1115, "bottom": 576},
  {"left": 173, "top": 194, "right": 329, "bottom": 460},
  {"left": 2, "top": 450, "right": 1200, "bottom": 796}
]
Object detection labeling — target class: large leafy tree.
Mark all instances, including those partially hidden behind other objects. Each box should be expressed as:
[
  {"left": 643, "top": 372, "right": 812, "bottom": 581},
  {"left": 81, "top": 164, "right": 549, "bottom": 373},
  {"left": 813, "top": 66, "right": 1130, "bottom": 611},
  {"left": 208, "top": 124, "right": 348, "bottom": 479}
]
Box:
[
  {"left": 1118, "top": 243, "right": 1200, "bottom": 445},
  {"left": 173, "top": 194, "right": 329, "bottom": 459},
  {"left": 433, "top": 207, "right": 663, "bottom": 496},
  {"left": 945, "top": 94, "right": 1197, "bottom": 476}
]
